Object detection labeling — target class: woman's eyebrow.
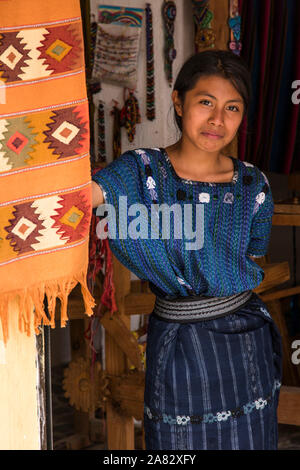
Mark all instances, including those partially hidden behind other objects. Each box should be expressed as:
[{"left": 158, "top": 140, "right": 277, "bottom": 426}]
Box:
[{"left": 194, "top": 92, "right": 243, "bottom": 103}]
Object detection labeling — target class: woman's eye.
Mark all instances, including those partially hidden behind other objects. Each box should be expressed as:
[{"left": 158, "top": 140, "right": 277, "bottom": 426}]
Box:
[
  {"left": 227, "top": 105, "right": 239, "bottom": 112},
  {"left": 199, "top": 99, "right": 212, "bottom": 106}
]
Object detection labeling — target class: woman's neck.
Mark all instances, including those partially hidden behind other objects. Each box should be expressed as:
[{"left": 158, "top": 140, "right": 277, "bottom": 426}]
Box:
[
  {"left": 165, "top": 139, "right": 228, "bottom": 181},
  {"left": 166, "top": 139, "right": 225, "bottom": 174}
]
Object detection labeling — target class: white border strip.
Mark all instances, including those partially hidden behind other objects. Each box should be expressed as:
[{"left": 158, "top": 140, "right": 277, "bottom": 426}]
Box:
[
  {"left": 0, "top": 70, "right": 84, "bottom": 89},
  {"left": 0, "top": 181, "right": 91, "bottom": 208},
  {"left": 0, "top": 237, "right": 88, "bottom": 268},
  {"left": 0, "top": 152, "right": 89, "bottom": 178},
  {"left": 0, "top": 98, "right": 87, "bottom": 119},
  {"left": 0, "top": 16, "right": 81, "bottom": 32}
]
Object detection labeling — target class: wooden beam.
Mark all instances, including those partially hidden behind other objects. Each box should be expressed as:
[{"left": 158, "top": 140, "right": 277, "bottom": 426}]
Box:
[
  {"left": 278, "top": 386, "right": 300, "bottom": 426},
  {"left": 274, "top": 203, "right": 300, "bottom": 214},
  {"left": 272, "top": 214, "right": 300, "bottom": 226},
  {"left": 100, "top": 311, "right": 143, "bottom": 371},
  {"left": 124, "top": 293, "right": 155, "bottom": 316},
  {"left": 260, "top": 284, "right": 300, "bottom": 302},
  {"left": 253, "top": 262, "right": 290, "bottom": 294}
]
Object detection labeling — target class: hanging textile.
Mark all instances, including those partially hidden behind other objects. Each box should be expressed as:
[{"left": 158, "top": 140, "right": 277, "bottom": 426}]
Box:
[
  {"left": 239, "top": 0, "right": 300, "bottom": 173},
  {"left": 228, "top": 0, "right": 241, "bottom": 55},
  {"left": 191, "top": 0, "right": 215, "bottom": 52},
  {"left": 78, "top": 0, "right": 100, "bottom": 166},
  {"left": 162, "top": 0, "right": 177, "bottom": 86},
  {"left": 121, "top": 88, "right": 141, "bottom": 143},
  {"left": 0, "top": 0, "right": 95, "bottom": 343},
  {"left": 92, "top": 5, "right": 143, "bottom": 89},
  {"left": 111, "top": 101, "right": 122, "bottom": 160},
  {"left": 88, "top": 167, "right": 117, "bottom": 316},
  {"left": 90, "top": 15, "right": 98, "bottom": 72},
  {"left": 97, "top": 100, "right": 106, "bottom": 163},
  {"left": 145, "top": 3, "right": 155, "bottom": 121}
]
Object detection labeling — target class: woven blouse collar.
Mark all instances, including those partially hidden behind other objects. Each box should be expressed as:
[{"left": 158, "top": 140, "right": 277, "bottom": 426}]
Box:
[{"left": 160, "top": 147, "right": 239, "bottom": 187}]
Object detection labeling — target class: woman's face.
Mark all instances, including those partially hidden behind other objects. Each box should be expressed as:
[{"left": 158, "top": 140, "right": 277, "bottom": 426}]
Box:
[{"left": 173, "top": 75, "right": 245, "bottom": 153}]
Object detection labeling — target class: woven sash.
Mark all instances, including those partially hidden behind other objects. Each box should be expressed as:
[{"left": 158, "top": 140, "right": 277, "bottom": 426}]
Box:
[{"left": 153, "top": 290, "right": 254, "bottom": 322}]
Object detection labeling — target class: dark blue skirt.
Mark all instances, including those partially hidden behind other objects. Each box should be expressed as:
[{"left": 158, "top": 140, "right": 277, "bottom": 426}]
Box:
[{"left": 143, "top": 292, "right": 282, "bottom": 450}]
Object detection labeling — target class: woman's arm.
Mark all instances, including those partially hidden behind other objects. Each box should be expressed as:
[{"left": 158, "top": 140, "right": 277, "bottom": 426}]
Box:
[{"left": 91, "top": 180, "right": 104, "bottom": 208}]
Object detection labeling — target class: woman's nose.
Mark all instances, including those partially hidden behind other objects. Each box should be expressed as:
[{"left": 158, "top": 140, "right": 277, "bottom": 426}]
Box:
[{"left": 208, "top": 107, "right": 224, "bottom": 126}]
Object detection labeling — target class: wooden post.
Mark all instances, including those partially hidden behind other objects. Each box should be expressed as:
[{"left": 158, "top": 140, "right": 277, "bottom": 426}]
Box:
[
  {"left": 105, "top": 256, "right": 134, "bottom": 449},
  {"left": 0, "top": 297, "right": 43, "bottom": 449}
]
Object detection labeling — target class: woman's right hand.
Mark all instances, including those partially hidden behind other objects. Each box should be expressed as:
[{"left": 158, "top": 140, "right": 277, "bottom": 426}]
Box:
[{"left": 91, "top": 180, "right": 104, "bottom": 208}]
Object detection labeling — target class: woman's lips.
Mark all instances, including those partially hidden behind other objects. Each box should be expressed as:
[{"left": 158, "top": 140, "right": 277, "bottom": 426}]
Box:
[{"left": 202, "top": 132, "right": 223, "bottom": 139}]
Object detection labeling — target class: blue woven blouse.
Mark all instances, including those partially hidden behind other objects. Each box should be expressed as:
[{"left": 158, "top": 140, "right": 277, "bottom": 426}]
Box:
[{"left": 92, "top": 147, "right": 274, "bottom": 298}]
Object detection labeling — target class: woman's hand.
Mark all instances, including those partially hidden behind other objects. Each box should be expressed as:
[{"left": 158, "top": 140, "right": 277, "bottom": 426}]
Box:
[{"left": 92, "top": 180, "right": 104, "bottom": 208}]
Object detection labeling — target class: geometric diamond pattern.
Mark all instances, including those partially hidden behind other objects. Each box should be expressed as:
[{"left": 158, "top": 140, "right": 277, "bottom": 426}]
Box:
[
  {"left": 59, "top": 205, "right": 84, "bottom": 229},
  {"left": 51, "top": 190, "right": 90, "bottom": 243},
  {"left": 0, "top": 22, "right": 83, "bottom": 84},
  {"left": 6, "top": 131, "right": 29, "bottom": 154},
  {"left": 3, "top": 188, "right": 90, "bottom": 256},
  {"left": 10, "top": 216, "right": 37, "bottom": 240},
  {"left": 0, "top": 44, "right": 23, "bottom": 70},
  {"left": 46, "top": 39, "right": 72, "bottom": 62},
  {"left": 0, "top": 32, "right": 31, "bottom": 82},
  {"left": 37, "top": 23, "right": 83, "bottom": 74},
  {"left": 51, "top": 121, "right": 80, "bottom": 145},
  {"left": 43, "top": 105, "right": 88, "bottom": 159},
  {"left": 0, "top": 116, "right": 38, "bottom": 171},
  {"left": 0, "top": 102, "right": 89, "bottom": 174}
]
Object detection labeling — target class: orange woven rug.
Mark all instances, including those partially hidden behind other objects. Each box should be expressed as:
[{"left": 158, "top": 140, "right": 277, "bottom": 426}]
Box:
[{"left": 0, "top": 0, "right": 95, "bottom": 343}]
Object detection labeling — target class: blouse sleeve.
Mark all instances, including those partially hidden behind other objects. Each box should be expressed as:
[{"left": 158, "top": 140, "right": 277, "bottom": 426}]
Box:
[
  {"left": 92, "top": 151, "right": 142, "bottom": 207},
  {"left": 246, "top": 175, "right": 274, "bottom": 258}
]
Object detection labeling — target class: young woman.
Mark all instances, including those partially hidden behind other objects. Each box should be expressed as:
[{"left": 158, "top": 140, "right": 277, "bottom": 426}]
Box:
[{"left": 91, "top": 50, "right": 282, "bottom": 450}]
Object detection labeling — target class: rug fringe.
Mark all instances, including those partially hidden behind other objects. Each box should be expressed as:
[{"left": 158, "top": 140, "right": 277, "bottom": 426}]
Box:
[{"left": 0, "top": 272, "right": 95, "bottom": 345}]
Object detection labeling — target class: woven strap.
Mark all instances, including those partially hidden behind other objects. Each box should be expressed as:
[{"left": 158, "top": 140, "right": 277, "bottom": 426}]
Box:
[{"left": 153, "top": 290, "right": 254, "bottom": 323}]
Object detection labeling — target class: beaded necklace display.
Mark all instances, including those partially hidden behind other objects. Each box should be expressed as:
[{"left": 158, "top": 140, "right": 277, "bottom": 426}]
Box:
[
  {"left": 192, "top": 0, "right": 215, "bottom": 52},
  {"left": 228, "top": 0, "right": 242, "bottom": 55},
  {"left": 90, "top": 14, "right": 98, "bottom": 71},
  {"left": 121, "top": 88, "right": 141, "bottom": 143},
  {"left": 111, "top": 101, "right": 122, "bottom": 160},
  {"left": 97, "top": 100, "right": 106, "bottom": 163},
  {"left": 145, "top": 3, "right": 155, "bottom": 121},
  {"left": 162, "top": 0, "right": 177, "bottom": 87}
]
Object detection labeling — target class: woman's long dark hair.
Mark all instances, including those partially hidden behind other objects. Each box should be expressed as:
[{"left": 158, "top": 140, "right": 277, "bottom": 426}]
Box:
[{"left": 173, "top": 50, "right": 252, "bottom": 132}]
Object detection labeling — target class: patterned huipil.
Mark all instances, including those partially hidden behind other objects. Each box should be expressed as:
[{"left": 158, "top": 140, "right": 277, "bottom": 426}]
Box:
[{"left": 92, "top": 147, "right": 274, "bottom": 298}]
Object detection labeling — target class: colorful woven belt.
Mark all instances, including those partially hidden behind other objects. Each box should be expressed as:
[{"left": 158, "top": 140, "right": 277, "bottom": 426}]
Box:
[{"left": 153, "top": 290, "right": 254, "bottom": 322}]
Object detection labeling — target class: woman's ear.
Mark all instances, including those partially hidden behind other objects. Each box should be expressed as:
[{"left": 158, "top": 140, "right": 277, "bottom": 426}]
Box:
[{"left": 172, "top": 90, "right": 183, "bottom": 117}]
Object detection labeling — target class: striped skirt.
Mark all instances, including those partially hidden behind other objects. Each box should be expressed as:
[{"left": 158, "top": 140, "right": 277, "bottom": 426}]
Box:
[{"left": 143, "top": 291, "right": 282, "bottom": 450}]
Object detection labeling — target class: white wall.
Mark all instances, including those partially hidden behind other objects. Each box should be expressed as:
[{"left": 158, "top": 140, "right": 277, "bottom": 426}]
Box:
[{"left": 90, "top": 0, "right": 194, "bottom": 163}]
